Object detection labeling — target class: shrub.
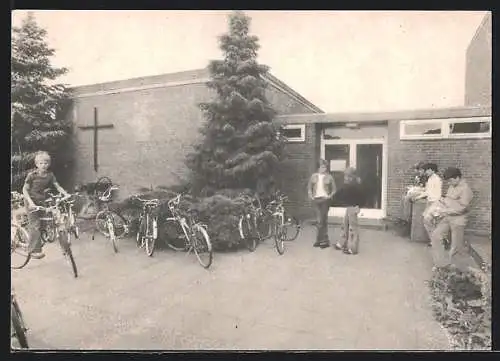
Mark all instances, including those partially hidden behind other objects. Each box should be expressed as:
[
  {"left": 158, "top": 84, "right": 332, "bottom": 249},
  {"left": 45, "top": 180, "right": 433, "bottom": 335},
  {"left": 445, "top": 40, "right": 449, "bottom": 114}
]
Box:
[
  {"left": 427, "top": 265, "right": 491, "bottom": 350},
  {"left": 190, "top": 189, "right": 254, "bottom": 250}
]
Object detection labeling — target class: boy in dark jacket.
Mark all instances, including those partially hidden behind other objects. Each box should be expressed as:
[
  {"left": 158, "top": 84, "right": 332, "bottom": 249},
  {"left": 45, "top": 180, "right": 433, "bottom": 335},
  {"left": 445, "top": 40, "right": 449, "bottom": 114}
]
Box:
[{"left": 333, "top": 167, "right": 365, "bottom": 255}]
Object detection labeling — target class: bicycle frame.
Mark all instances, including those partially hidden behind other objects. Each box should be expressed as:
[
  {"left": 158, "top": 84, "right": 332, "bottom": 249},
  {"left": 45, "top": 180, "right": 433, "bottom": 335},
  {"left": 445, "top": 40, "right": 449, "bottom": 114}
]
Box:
[
  {"left": 166, "top": 209, "right": 193, "bottom": 251},
  {"left": 166, "top": 194, "right": 206, "bottom": 252},
  {"left": 136, "top": 198, "right": 160, "bottom": 245},
  {"left": 38, "top": 197, "right": 70, "bottom": 245}
]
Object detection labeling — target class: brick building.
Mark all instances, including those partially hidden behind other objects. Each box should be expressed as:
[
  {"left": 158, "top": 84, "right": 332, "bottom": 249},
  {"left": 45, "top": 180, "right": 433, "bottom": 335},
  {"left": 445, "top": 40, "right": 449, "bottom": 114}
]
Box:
[
  {"left": 277, "top": 13, "right": 491, "bottom": 236},
  {"left": 66, "top": 13, "right": 491, "bottom": 236},
  {"left": 66, "top": 68, "right": 323, "bottom": 199},
  {"left": 465, "top": 12, "right": 491, "bottom": 107}
]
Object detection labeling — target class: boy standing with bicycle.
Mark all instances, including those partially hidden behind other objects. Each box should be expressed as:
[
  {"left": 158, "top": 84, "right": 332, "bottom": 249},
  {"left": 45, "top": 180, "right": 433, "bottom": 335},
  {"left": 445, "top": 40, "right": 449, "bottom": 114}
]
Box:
[{"left": 22, "top": 151, "right": 71, "bottom": 259}]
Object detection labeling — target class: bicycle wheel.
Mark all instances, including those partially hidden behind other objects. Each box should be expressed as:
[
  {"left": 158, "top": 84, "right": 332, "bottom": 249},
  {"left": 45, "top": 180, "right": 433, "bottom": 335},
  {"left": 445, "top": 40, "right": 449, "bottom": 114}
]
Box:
[
  {"left": 11, "top": 300, "right": 28, "bottom": 349},
  {"left": 191, "top": 224, "right": 213, "bottom": 269},
  {"left": 162, "top": 219, "right": 186, "bottom": 251},
  {"left": 136, "top": 216, "right": 145, "bottom": 248},
  {"left": 107, "top": 217, "right": 118, "bottom": 253},
  {"left": 257, "top": 214, "right": 272, "bottom": 241},
  {"left": 96, "top": 211, "right": 128, "bottom": 238},
  {"left": 145, "top": 215, "right": 157, "bottom": 257},
  {"left": 11, "top": 226, "right": 31, "bottom": 270},
  {"left": 284, "top": 215, "right": 301, "bottom": 241},
  {"left": 239, "top": 214, "right": 257, "bottom": 252},
  {"left": 274, "top": 218, "right": 286, "bottom": 255},
  {"left": 68, "top": 209, "right": 80, "bottom": 239},
  {"left": 58, "top": 230, "right": 78, "bottom": 278}
]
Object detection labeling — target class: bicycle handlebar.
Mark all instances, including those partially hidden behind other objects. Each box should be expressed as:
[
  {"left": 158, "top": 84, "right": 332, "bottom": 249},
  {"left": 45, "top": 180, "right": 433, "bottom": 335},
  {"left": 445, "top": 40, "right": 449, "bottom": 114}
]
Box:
[
  {"left": 167, "top": 193, "right": 182, "bottom": 207},
  {"left": 132, "top": 195, "right": 160, "bottom": 206},
  {"left": 30, "top": 193, "right": 72, "bottom": 213}
]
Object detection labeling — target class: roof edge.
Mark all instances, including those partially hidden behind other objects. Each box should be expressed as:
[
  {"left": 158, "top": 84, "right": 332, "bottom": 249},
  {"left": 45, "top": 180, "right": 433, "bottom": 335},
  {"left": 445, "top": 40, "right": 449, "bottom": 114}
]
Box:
[
  {"left": 262, "top": 73, "right": 324, "bottom": 114},
  {"left": 68, "top": 68, "right": 324, "bottom": 114},
  {"left": 467, "top": 12, "right": 492, "bottom": 54},
  {"left": 276, "top": 105, "right": 492, "bottom": 123}
]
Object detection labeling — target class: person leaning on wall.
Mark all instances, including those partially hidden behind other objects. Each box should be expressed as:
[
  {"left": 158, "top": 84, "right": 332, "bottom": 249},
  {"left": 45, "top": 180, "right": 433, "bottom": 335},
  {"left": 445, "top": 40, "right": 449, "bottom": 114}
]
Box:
[{"left": 307, "top": 159, "right": 336, "bottom": 249}]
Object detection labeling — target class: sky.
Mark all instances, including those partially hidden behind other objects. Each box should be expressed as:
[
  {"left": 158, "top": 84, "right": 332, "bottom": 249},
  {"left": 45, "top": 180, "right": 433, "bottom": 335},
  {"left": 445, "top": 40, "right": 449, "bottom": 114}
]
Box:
[{"left": 11, "top": 10, "right": 488, "bottom": 113}]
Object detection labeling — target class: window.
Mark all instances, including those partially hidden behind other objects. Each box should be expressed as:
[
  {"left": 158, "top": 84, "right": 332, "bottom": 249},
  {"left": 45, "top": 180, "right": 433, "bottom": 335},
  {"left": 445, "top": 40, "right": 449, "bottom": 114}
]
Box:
[
  {"left": 282, "top": 124, "right": 305, "bottom": 142},
  {"left": 448, "top": 118, "right": 491, "bottom": 138},
  {"left": 400, "top": 117, "right": 491, "bottom": 140}
]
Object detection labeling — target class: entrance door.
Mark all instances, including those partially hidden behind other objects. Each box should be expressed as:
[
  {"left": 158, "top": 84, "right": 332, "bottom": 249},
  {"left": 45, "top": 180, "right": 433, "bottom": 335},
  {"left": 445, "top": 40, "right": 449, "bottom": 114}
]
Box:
[{"left": 321, "top": 139, "right": 386, "bottom": 219}]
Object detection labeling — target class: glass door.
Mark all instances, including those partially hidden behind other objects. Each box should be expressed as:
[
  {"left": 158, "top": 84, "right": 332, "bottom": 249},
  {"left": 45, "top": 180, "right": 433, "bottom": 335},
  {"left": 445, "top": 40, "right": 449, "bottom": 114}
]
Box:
[
  {"left": 322, "top": 139, "right": 386, "bottom": 219},
  {"left": 356, "top": 143, "right": 383, "bottom": 210},
  {"left": 324, "top": 143, "right": 350, "bottom": 199}
]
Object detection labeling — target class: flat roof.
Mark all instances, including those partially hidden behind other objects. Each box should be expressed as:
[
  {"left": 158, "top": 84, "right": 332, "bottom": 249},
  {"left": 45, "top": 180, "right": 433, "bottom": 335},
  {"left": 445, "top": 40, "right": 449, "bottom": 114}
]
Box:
[{"left": 276, "top": 106, "right": 491, "bottom": 124}]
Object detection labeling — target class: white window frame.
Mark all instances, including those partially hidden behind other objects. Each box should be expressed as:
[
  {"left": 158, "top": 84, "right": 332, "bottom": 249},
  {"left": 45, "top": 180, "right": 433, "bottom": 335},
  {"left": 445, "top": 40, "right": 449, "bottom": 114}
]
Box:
[
  {"left": 400, "top": 117, "right": 491, "bottom": 140},
  {"left": 282, "top": 124, "right": 306, "bottom": 142}
]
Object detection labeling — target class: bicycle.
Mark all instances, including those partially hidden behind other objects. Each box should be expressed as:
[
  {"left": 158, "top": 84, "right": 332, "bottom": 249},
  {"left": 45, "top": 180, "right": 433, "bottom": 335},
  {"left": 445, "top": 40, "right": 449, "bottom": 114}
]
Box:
[
  {"left": 57, "top": 193, "right": 80, "bottom": 244},
  {"left": 11, "top": 290, "right": 29, "bottom": 349},
  {"left": 238, "top": 193, "right": 267, "bottom": 252},
  {"left": 133, "top": 195, "right": 160, "bottom": 257},
  {"left": 238, "top": 192, "right": 301, "bottom": 254},
  {"left": 11, "top": 193, "right": 78, "bottom": 278},
  {"left": 77, "top": 176, "right": 114, "bottom": 219},
  {"left": 266, "top": 192, "right": 301, "bottom": 240},
  {"left": 162, "top": 193, "right": 213, "bottom": 269},
  {"left": 93, "top": 183, "right": 129, "bottom": 253},
  {"left": 264, "top": 192, "right": 301, "bottom": 255},
  {"left": 11, "top": 192, "right": 31, "bottom": 269}
]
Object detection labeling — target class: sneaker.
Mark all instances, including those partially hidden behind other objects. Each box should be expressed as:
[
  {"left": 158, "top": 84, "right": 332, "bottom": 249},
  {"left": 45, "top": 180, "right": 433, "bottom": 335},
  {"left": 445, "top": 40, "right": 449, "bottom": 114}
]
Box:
[
  {"left": 30, "top": 252, "right": 45, "bottom": 259},
  {"left": 313, "top": 241, "right": 322, "bottom": 247},
  {"left": 334, "top": 243, "right": 344, "bottom": 251},
  {"left": 319, "top": 242, "right": 330, "bottom": 249},
  {"left": 343, "top": 248, "right": 355, "bottom": 255}
]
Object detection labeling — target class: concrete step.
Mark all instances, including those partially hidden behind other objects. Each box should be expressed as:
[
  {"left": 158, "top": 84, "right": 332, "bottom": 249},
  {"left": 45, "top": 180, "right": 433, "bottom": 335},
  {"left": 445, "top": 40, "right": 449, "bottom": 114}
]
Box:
[
  {"left": 305, "top": 217, "right": 386, "bottom": 230},
  {"left": 466, "top": 234, "right": 491, "bottom": 269}
]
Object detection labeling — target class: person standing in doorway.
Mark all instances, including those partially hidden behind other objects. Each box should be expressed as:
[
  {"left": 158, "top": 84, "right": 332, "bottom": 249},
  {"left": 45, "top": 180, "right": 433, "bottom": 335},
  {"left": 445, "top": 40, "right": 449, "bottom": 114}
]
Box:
[
  {"left": 415, "top": 163, "right": 442, "bottom": 246},
  {"left": 428, "top": 167, "right": 473, "bottom": 272},
  {"left": 307, "top": 159, "right": 336, "bottom": 248},
  {"left": 333, "top": 167, "right": 365, "bottom": 255}
]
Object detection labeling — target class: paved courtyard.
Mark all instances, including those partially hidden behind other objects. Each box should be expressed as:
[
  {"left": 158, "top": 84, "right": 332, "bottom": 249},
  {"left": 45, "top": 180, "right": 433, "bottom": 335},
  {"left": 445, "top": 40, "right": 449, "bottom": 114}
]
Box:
[{"left": 11, "top": 224, "right": 453, "bottom": 351}]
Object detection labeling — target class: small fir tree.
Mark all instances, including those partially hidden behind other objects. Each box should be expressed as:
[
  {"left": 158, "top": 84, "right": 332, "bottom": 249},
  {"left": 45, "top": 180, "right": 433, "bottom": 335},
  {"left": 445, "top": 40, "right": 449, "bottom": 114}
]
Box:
[
  {"left": 186, "top": 11, "right": 286, "bottom": 248},
  {"left": 188, "top": 10, "right": 285, "bottom": 198}
]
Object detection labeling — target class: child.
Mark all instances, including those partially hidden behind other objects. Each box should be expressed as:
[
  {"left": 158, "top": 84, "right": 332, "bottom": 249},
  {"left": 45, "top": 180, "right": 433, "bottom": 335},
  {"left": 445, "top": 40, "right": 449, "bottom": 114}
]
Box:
[
  {"left": 22, "top": 151, "right": 71, "bottom": 259},
  {"left": 333, "top": 167, "right": 365, "bottom": 255}
]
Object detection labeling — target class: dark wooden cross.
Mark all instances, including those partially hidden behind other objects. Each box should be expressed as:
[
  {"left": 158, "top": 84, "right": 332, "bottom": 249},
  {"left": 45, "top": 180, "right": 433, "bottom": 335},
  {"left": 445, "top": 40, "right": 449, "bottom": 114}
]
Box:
[{"left": 78, "top": 107, "right": 114, "bottom": 172}]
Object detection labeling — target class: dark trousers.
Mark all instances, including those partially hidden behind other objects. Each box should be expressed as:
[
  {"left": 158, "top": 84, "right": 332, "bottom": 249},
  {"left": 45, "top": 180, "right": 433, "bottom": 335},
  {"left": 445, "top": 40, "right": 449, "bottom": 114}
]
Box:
[
  {"left": 27, "top": 209, "right": 43, "bottom": 253},
  {"left": 313, "top": 198, "right": 330, "bottom": 243}
]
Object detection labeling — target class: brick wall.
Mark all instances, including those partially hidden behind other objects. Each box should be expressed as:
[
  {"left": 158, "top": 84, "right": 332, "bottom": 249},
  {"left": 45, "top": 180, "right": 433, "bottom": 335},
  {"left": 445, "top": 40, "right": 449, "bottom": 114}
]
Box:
[
  {"left": 387, "top": 120, "right": 491, "bottom": 235},
  {"left": 68, "top": 75, "right": 319, "bottom": 200},
  {"left": 70, "top": 83, "right": 212, "bottom": 199},
  {"left": 266, "top": 85, "right": 317, "bottom": 115},
  {"left": 277, "top": 123, "right": 318, "bottom": 220},
  {"left": 465, "top": 13, "right": 492, "bottom": 107}
]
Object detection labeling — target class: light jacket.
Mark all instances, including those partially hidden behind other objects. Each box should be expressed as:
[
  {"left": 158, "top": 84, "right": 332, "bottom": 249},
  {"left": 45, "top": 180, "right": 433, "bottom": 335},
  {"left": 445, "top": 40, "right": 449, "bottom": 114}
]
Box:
[
  {"left": 442, "top": 179, "right": 473, "bottom": 226},
  {"left": 307, "top": 172, "right": 336, "bottom": 200}
]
